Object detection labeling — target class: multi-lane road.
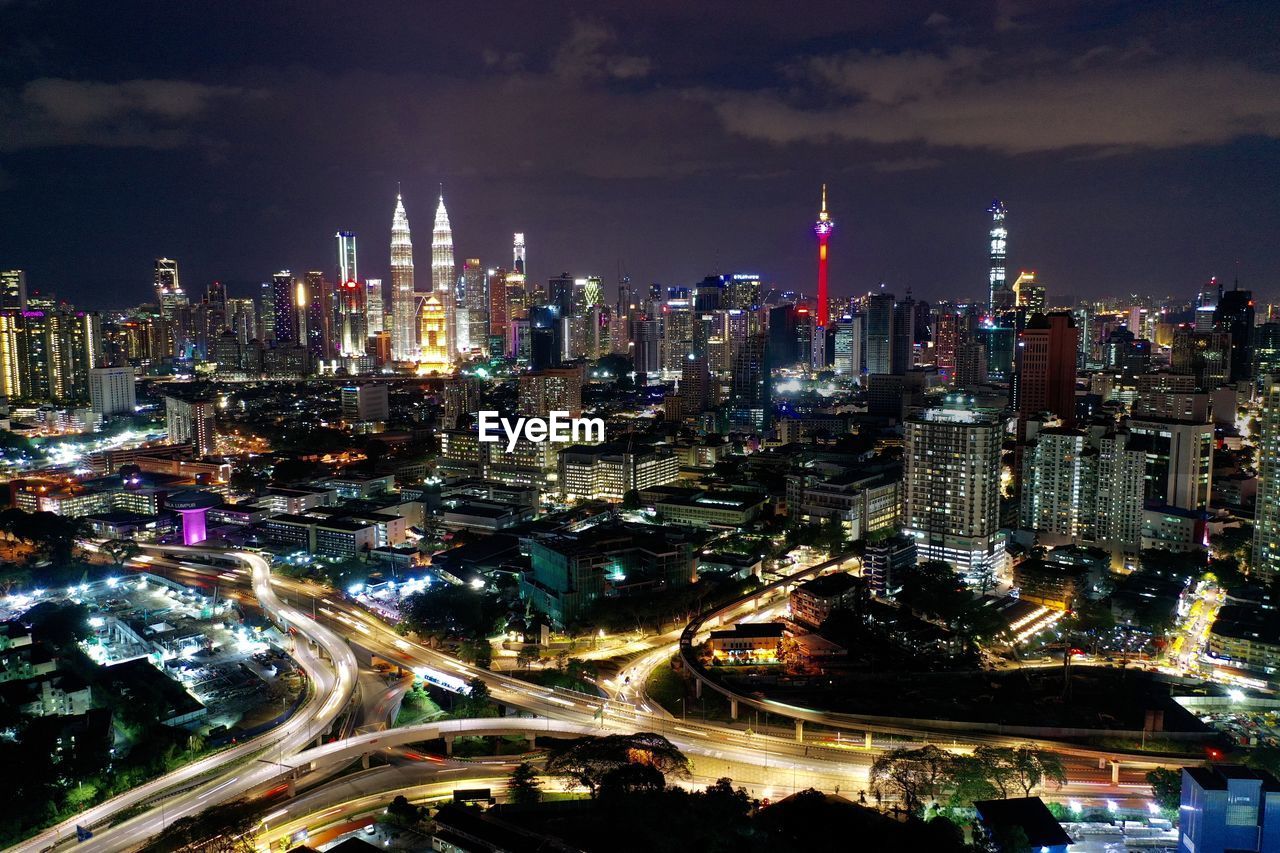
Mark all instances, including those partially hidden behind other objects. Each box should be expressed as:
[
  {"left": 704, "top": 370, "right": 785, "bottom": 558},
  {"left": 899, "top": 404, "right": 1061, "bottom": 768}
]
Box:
[
  {"left": 12, "top": 549, "right": 358, "bottom": 853},
  {"left": 16, "top": 545, "right": 1184, "bottom": 851}
]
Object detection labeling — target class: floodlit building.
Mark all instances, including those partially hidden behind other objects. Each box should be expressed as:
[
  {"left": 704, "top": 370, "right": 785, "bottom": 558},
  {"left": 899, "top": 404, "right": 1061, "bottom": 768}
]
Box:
[{"left": 903, "top": 398, "right": 1007, "bottom": 584}]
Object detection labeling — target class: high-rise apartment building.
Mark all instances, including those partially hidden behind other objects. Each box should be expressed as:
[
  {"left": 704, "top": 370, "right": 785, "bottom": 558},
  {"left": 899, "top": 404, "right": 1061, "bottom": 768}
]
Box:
[
  {"left": 903, "top": 400, "right": 1007, "bottom": 584},
  {"left": 518, "top": 366, "right": 584, "bottom": 417},
  {"left": 165, "top": 394, "right": 216, "bottom": 456},
  {"left": 1254, "top": 374, "right": 1280, "bottom": 579},
  {"left": 88, "top": 367, "right": 136, "bottom": 416},
  {"left": 1019, "top": 428, "right": 1095, "bottom": 541}
]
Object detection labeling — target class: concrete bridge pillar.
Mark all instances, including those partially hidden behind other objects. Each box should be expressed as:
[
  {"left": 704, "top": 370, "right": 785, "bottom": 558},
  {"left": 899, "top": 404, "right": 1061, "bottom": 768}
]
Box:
[
  {"left": 730, "top": 698, "right": 739, "bottom": 719},
  {"left": 286, "top": 778, "right": 296, "bottom": 798},
  {"left": 1111, "top": 761, "right": 1120, "bottom": 785},
  {"left": 694, "top": 678, "right": 702, "bottom": 699},
  {"left": 444, "top": 735, "right": 455, "bottom": 756},
  {"left": 361, "top": 752, "right": 370, "bottom": 770},
  {"left": 865, "top": 732, "right": 872, "bottom": 749},
  {"left": 795, "top": 720, "right": 804, "bottom": 742},
  {"left": 526, "top": 734, "right": 535, "bottom": 750}
]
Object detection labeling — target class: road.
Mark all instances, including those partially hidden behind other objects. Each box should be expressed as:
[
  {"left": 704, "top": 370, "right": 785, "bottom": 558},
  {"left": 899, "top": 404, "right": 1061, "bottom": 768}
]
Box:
[
  {"left": 28, "top": 546, "right": 1184, "bottom": 851},
  {"left": 150, "top": 556, "right": 1175, "bottom": 789},
  {"left": 10, "top": 549, "right": 358, "bottom": 853}
]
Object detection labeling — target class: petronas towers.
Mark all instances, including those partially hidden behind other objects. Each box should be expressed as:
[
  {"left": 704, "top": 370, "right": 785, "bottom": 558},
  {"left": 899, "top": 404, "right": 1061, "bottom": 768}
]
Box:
[{"left": 388, "top": 187, "right": 456, "bottom": 366}]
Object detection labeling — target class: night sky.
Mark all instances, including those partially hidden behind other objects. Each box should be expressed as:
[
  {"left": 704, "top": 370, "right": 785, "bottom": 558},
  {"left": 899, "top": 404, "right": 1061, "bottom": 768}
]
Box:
[{"left": 3, "top": 0, "right": 1280, "bottom": 309}]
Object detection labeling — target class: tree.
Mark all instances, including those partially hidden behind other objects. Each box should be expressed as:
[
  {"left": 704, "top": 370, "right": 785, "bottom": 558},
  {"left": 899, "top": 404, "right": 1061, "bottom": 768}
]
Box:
[
  {"left": 517, "top": 645, "right": 541, "bottom": 670},
  {"left": 1008, "top": 746, "right": 1066, "bottom": 797},
  {"left": 508, "top": 761, "right": 542, "bottom": 805},
  {"left": 943, "top": 754, "right": 998, "bottom": 808},
  {"left": 545, "top": 732, "right": 691, "bottom": 798},
  {"left": 1147, "top": 767, "right": 1181, "bottom": 812},
  {"left": 457, "top": 676, "right": 498, "bottom": 718},
  {"left": 148, "top": 798, "right": 261, "bottom": 852},
  {"left": 869, "top": 745, "right": 954, "bottom": 816},
  {"left": 102, "top": 538, "right": 140, "bottom": 566},
  {"left": 598, "top": 762, "right": 667, "bottom": 800},
  {"left": 896, "top": 562, "right": 970, "bottom": 626},
  {"left": 622, "top": 489, "right": 642, "bottom": 510},
  {"left": 384, "top": 794, "right": 424, "bottom": 826}
]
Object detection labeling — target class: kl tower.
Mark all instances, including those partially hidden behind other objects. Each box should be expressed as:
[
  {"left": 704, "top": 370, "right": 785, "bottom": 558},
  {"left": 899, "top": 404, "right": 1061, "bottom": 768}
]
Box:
[{"left": 814, "top": 183, "right": 833, "bottom": 325}]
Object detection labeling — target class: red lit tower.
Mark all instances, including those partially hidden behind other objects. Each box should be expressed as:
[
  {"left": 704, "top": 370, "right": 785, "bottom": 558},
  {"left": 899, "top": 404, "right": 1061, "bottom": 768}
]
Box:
[{"left": 814, "top": 184, "right": 834, "bottom": 328}]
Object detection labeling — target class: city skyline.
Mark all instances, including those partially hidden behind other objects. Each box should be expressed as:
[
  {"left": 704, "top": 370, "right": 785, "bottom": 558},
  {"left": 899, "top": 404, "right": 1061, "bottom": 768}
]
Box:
[{"left": 4, "top": 1, "right": 1280, "bottom": 308}]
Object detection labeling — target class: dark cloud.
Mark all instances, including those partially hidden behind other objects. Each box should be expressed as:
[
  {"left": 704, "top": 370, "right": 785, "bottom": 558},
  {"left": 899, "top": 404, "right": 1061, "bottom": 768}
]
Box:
[
  {"left": 706, "top": 50, "right": 1280, "bottom": 154},
  {"left": 2, "top": 78, "right": 249, "bottom": 150}
]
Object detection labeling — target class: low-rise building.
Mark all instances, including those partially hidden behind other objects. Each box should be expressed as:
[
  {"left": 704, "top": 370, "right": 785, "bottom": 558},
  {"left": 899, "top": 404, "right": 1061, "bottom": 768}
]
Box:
[
  {"left": 654, "top": 489, "right": 767, "bottom": 528},
  {"left": 1012, "top": 558, "right": 1090, "bottom": 611},
  {"left": 520, "top": 522, "right": 699, "bottom": 625},
  {"left": 1208, "top": 605, "right": 1280, "bottom": 674},
  {"left": 707, "top": 622, "right": 786, "bottom": 665},
  {"left": 558, "top": 443, "right": 679, "bottom": 501},
  {"left": 790, "top": 572, "right": 865, "bottom": 629}
]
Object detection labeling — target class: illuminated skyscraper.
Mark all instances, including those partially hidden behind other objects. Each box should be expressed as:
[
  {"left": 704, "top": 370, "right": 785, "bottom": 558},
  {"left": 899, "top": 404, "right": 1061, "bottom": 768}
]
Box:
[
  {"left": 488, "top": 268, "right": 510, "bottom": 355},
  {"left": 813, "top": 184, "right": 834, "bottom": 328},
  {"left": 0, "top": 270, "right": 27, "bottom": 311},
  {"left": 390, "top": 192, "right": 417, "bottom": 362},
  {"left": 988, "top": 200, "right": 1010, "bottom": 309},
  {"left": 1255, "top": 374, "right": 1280, "bottom": 579},
  {"left": 271, "top": 270, "right": 296, "bottom": 344},
  {"left": 513, "top": 232, "right": 526, "bottom": 276},
  {"left": 461, "top": 258, "right": 487, "bottom": 354},
  {"left": 904, "top": 400, "right": 1008, "bottom": 585},
  {"left": 432, "top": 190, "right": 456, "bottom": 365},
  {"left": 365, "top": 278, "right": 384, "bottom": 335},
  {"left": 336, "top": 231, "right": 358, "bottom": 286},
  {"left": 335, "top": 232, "right": 366, "bottom": 357},
  {"left": 418, "top": 293, "right": 449, "bottom": 373}
]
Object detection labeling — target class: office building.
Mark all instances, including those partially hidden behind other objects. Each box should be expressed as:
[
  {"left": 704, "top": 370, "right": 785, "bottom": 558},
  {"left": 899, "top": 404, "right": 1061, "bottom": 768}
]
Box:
[
  {"left": 557, "top": 443, "right": 679, "bottom": 501},
  {"left": 903, "top": 399, "right": 1007, "bottom": 584},
  {"left": 0, "top": 270, "right": 28, "bottom": 311},
  {"left": 365, "top": 278, "right": 384, "bottom": 336},
  {"left": 1213, "top": 286, "right": 1256, "bottom": 384},
  {"left": 417, "top": 293, "right": 449, "bottom": 373},
  {"left": 987, "top": 199, "right": 1010, "bottom": 309},
  {"left": 390, "top": 192, "right": 417, "bottom": 362},
  {"left": 271, "top": 270, "right": 296, "bottom": 344},
  {"left": 88, "top": 367, "right": 135, "bottom": 416},
  {"left": 1014, "top": 312, "right": 1079, "bottom": 432},
  {"left": 866, "top": 291, "right": 895, "bottom": 374},
  {"left": 432, "top": 191, "right": 456, "bottom": 363},
  {"left": 461, "top": 258, "right": 487, "bottom": 354},
  {"left": 1178, "top": 766, "right": 1280, "bottom": 853},
  {"left": 340, "top": 384, "right": 389, "bottom": 423}
]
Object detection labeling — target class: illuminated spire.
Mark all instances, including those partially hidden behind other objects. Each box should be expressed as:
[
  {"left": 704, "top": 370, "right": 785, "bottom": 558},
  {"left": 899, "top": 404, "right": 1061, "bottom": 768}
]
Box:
[
  {"left": 432, "top": 189, "right": 456, "bottom": 365},
  {"left": 390, "top": 189, "right": 416, "bottom": 362},
  {"left": 813, "top": 183, "right": 834, "bottom": 332}
]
